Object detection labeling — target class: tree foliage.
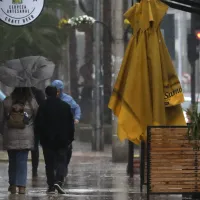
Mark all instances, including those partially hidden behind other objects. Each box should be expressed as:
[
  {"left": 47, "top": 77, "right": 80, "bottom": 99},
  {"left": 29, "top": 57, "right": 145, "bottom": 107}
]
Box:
[{"left": 0, "top": 0, "right": 75, "bottom": 62}]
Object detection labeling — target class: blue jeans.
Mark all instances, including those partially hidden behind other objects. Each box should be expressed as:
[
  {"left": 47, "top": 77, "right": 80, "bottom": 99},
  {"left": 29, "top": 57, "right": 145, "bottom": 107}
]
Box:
[{"left": 7, "top": 150, "right": 29, "bottom": 187}]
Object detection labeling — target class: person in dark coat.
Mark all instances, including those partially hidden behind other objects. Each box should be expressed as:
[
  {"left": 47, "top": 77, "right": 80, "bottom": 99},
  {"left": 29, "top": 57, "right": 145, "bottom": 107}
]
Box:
[
  {"left": 30, "top": 87, "right": 45, "bottom": 178},
  {"left": 51, "top": 80, "right": 81, "bottom": 177},
  {"left": 34, "top": 86, "right": 74, "bottom": 194}
]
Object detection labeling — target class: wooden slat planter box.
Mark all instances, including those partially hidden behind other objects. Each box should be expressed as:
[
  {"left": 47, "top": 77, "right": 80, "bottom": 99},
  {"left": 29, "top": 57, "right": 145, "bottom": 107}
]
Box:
[{"left": 146, "top": 126, "right": 200, "bottom": 200}]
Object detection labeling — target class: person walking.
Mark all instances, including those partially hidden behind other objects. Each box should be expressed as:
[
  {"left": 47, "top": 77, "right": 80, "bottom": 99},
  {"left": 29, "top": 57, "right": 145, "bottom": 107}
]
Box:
[
  {"left": 34, "top": 86, "right": 74, "bottom": 194},
  {"left": 30, "top": 87, "right": 45, "bottom": 178},
  {"left": 0, "top": 87, "right": 38, "bottom": 194},
  {"left": 51, "top": 80, "right": 81, "bottom": 176}
]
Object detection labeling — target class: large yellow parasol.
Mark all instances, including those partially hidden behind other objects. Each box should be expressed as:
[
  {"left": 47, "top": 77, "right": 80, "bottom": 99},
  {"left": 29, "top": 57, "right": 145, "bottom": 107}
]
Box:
[{"left": 108, "top": 0, "right": 186, "bottom": 145}]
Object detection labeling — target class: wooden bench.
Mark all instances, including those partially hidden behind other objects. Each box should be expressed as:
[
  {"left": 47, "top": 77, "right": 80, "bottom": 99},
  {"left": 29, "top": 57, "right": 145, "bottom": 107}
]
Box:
[{"left": 147, "top": 126, "right": 200, "bottom": 200}]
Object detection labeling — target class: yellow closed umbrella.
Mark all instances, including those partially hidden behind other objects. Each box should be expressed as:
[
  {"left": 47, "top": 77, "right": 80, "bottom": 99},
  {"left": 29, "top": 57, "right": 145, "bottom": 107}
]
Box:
[{"left": 108, "top": 0, "right": 186, "bottom": 145}]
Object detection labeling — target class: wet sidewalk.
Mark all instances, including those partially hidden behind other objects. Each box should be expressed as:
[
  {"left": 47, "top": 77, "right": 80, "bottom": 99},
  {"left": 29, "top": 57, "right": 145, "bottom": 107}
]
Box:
[
  {"left": 0, "top": 140, "right": 114, "bottom": 161},
  {"left": 0, "top": 141, "right": 184, "bottom": 200}
]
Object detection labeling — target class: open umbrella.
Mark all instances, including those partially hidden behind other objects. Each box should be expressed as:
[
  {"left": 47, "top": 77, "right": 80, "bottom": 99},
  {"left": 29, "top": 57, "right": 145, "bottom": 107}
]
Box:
[
  {"left": 108, "top": 0, "right": 186, "bottom": 145},
  {"left": 0, "top": 56, "right": 55, "bottom": 87}
]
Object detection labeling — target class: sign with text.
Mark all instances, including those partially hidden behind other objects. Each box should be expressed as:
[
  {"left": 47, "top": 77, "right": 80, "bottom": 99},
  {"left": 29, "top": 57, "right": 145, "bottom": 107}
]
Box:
[{"left": 0, "top": 0, "right": 44, "bottom": 26}]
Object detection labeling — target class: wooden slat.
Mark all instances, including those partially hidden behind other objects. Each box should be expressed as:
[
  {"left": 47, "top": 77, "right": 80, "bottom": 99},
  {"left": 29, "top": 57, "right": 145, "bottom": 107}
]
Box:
[
  {"left": 151, "top": 159, "right": 195, "bottom": 162},
  {"left": 151, "top": 174, "right": 197, "bottom": 178},
  {"left": 151, "top": 170, "right": 196, "bottom": 174},
  {"left": 151, "top": 189, "right": 199, "bottom": 193},
  {"left": 151, "top": 183, "right": 200, "bottom": 187},
  {"left": 151, "top": 148, "right": 194, "bottom": 151},
  {"left": 151, "top": 154, "right": 195, "bottom": 159},
  {"left": 152, "top": 185, "right": 197, "bottom": 189},
  {"left": 151, "top": 167, "right": 197, "bottom": 170},
  {"left": 151, "top": 187, "right": 197, "bottom": 193},
  {"left": 148, "top": 127, "right": 200, "bottom": 195},
  {"left": 151, "top": 140, "right": 193, "bottom": 143},
  {"left": 151, "top": 177, "right": 199, "bottom": 181},
  {"left": 151, "top": 151, "right": 200, "bottom": 155}
]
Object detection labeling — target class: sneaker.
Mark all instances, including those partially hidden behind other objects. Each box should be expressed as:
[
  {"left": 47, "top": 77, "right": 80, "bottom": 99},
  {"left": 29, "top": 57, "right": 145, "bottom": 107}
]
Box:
[
  {"left": 46, "top": 186, "right": 56, "bottom": 194},
  {"left": 54, "top": 182, "right": 65, "bottom": 194}
]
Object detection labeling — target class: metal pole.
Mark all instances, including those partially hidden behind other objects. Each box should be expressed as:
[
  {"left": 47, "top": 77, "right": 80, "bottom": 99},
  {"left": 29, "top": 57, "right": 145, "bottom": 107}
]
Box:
[
  {"left": 191, "top": 61, "right": 196, "bottom": 105},
  {"left": 198, "top": 55, "right": 200, "bottom": 94},
  {"left": 140, "top": 141, "right": 145, "bottom": 192},
  {"left": 177, "top": 12, "right": 183, "bottom": 82},
  {"left": 128, "top": 141, "right": 134, "bottom": 177},
  {"left": 92, "top": 0, "right": 104, "bottom": 151}
]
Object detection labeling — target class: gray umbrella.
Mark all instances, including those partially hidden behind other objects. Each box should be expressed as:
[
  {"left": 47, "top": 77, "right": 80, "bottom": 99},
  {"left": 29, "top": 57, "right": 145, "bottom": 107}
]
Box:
[{"left": 0, "top": 56, "right": 55, "bottom": 87}]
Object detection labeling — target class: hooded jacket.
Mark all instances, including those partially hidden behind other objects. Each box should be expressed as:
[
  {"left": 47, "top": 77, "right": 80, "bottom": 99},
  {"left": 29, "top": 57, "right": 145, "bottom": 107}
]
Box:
[{"left": 52, "top": 80, "right": 81, "bottom": 120}]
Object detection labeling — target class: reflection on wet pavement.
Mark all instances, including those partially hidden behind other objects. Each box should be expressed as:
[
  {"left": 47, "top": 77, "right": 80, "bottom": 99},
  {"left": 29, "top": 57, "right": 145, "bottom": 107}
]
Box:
[{"left": 0, "top": 153, "right": 184, "bottom": 199}]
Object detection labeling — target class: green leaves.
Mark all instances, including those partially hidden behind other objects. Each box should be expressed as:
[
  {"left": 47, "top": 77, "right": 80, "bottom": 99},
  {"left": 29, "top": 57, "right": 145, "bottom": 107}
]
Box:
[
  {"left": 186, "top": 103, "right": 200, "bottom": 150},
  {"left": 0, "top": 25, "right": 23, "bottom": 61},
  {"left": 0, "top": 0, "right": 74, "bottom": 63}
]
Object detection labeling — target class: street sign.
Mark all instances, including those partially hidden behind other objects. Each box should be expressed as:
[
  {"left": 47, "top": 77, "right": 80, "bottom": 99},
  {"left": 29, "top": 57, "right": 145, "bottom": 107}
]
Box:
[{"left": 0, "top": 0, "right": 44, "bottom": 26}]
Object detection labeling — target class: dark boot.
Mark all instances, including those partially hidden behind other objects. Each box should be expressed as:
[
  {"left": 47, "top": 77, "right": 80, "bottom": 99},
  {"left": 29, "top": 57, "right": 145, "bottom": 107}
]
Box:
[{"left": 8, "top": 185, "right": 17, "bottom": 194}]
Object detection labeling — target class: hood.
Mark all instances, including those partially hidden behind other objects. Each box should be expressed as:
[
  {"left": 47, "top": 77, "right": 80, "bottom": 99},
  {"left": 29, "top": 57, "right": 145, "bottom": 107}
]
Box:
[{"left": 51, "top": 80, "right": 64, "bottom": 90}]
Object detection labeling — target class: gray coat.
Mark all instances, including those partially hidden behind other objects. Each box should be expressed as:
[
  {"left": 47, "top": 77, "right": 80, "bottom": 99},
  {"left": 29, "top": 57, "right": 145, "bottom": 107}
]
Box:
[{"left": 0, "top": 97, "right": 38, "bottom": 150}]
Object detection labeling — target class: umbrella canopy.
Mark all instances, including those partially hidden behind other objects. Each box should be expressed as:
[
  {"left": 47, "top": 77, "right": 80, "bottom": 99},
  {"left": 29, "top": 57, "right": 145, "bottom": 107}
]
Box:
[
  {"left": 0, "top": 56, "right": 55, "bottom": 87},
  {"left": 108, "top": 0, "right": 186, "bottom": 145}
]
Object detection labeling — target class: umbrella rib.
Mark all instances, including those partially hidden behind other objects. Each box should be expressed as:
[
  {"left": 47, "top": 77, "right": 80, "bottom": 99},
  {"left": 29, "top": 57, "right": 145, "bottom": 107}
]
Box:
[{"left": 162, "top": 0, "right": 200, "bottom": 14}]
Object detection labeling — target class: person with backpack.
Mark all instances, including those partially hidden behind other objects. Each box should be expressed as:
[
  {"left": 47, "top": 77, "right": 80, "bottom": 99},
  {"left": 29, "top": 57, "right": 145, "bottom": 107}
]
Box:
[
  {"left": 51, "top": 80, "right": 81, "bottom": 177},
  {"left": 34, "top": 86, "right": 74, "bottom": 194},
  {"left": 0, "top": 87, "right": 38, "bottom": 194}
]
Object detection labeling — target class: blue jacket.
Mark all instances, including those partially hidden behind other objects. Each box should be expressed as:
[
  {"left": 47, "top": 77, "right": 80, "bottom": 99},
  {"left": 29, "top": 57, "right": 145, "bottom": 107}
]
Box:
[
  {"left": 60, "top": 93, "right": 81, "bottom": 120},
  {"left": 52, "top": 80, "right": 81, "bottom": 120}
]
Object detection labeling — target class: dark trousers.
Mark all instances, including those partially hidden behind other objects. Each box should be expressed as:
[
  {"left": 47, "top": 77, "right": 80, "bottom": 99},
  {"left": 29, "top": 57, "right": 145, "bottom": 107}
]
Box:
[
  {"left": 66, "top": 144, "right": 72, "bottom": 166},
  {"left": 64, "top": 144, "right": 72, "bottom": 177},
  {"left": 43, "top": 147, "right": 67, "bottom": 187},
  {"left": 31, "top": 137, "right": 39, "bottom": 172}
]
